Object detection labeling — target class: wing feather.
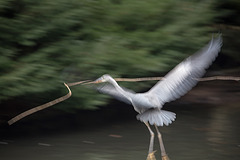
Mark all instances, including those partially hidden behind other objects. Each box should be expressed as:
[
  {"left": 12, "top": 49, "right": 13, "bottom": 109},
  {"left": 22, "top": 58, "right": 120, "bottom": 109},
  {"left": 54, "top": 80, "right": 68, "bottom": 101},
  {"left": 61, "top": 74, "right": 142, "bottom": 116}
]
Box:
[{"left": 146, "top": 35, "right": 222, "bottom": 104}]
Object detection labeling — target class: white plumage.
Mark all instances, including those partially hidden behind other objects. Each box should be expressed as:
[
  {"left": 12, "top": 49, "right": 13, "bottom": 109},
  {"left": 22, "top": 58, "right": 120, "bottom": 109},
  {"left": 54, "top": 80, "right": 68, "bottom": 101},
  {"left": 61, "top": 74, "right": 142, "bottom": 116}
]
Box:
[{"left": 95, "top": 35, "right": 222, "bottom": 126}]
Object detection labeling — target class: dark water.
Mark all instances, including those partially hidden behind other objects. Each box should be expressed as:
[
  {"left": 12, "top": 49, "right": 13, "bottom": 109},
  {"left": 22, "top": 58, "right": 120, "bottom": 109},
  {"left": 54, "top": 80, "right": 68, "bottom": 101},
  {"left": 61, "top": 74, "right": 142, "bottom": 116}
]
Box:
[{"left": 0, "top": 103, "right": 239, "bottom": 160}]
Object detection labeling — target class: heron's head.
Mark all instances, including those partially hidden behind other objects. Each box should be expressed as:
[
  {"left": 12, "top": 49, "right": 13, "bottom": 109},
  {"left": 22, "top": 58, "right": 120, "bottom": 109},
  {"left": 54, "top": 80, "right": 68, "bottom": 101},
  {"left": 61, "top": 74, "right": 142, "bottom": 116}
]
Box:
[{"left": 93, "top": 74, "right": 112, "bottom": 83}]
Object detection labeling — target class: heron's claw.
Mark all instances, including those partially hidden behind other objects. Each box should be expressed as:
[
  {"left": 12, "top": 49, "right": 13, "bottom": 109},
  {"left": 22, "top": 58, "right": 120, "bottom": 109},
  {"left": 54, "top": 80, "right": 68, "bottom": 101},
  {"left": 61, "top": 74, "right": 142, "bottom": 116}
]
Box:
[
  {"left": 146, "top": 150, "right": 157, "bottom": 160},
  {"left": 161, "top": 155, "right": 170, "bottom": 160}
]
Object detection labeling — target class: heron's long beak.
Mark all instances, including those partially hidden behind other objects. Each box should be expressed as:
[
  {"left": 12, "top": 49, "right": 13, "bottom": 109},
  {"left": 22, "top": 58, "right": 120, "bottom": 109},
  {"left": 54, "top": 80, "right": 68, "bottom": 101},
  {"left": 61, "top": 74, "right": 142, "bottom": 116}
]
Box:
[{"left": 82, "top": 78, "right": 103, "bottom": 85}]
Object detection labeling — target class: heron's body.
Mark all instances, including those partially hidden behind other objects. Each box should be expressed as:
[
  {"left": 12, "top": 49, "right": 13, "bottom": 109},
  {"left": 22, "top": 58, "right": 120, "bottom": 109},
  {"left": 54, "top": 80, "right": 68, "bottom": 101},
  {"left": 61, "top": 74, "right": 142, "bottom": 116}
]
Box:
[
  {"left": 133, "top": 94, "right": 161, "bottom": 109},
  {"left": 93, "top": 35, "right": 223, "bottom": 159}
]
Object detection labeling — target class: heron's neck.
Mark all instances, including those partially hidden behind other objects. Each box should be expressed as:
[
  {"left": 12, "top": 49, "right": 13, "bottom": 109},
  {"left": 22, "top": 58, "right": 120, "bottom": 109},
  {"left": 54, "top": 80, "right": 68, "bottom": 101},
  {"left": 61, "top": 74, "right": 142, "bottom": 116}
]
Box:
[
  {"left": 109, "top": 78, "right": 124, "bottom": 92},
  {"left": 109, "top": 78, "right": 131, "bottom": 99}
]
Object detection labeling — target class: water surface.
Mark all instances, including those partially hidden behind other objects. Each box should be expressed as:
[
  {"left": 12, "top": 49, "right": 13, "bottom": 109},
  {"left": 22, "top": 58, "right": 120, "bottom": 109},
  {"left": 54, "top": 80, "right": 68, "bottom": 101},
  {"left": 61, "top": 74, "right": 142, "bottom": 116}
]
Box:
[{"left": 0, "top": 103, "right": 239, "bottom": 160}]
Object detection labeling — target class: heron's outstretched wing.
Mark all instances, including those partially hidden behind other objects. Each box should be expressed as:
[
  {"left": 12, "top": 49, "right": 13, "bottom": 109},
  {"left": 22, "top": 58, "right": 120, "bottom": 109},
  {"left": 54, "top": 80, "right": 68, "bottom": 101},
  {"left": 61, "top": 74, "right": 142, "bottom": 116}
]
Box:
[
  {"left": 146, "top": 35, "right": 222, "bottom": 104},
  {"left": 96, "top": 83, "right": 135, "bottom": 105}
]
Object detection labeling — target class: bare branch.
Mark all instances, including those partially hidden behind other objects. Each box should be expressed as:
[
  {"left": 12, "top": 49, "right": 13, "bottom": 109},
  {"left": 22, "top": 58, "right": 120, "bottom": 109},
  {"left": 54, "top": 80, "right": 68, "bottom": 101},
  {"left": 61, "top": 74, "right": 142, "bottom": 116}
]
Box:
[
  {"left": 198, "top": 76, "right": 240, "bottom": 81},
  {"left": 78, "top": 76, "right": 239, "bottom": 85},
  {"left": 114, "top": 77, "right": 164, "bottom": 82},
  {"left": 114, "top": 76, "right": 240, "bottom": 83},
  {"left": 8, "top": 83, "right": 72, "bottom": 125},
  {"left": 8, "top": 75, "right": 239, "bottom": 125},
  {"left": 67, "top": 80, "right": 91, "bottom": 87}
]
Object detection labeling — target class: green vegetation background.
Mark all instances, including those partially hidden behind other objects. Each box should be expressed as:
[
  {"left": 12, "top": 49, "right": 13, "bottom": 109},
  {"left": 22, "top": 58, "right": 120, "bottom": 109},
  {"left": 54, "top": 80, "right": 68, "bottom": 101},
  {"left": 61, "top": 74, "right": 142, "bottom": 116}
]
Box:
[{"left": 0, "top": 0, "right": 239, "bottom": 112}]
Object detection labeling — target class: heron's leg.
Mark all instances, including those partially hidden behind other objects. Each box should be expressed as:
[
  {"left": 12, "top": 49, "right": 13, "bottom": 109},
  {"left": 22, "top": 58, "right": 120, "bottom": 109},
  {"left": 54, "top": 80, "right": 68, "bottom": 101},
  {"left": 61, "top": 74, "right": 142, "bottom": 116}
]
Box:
[
  {"left": 154, "top": 125, "right": 170, "bottom": 160},
  {"left": 144, "top": 122, "right": 156, "bottom": 160},
  {"left": 144, "top": 122, "right": 155, "bottom": 153}
]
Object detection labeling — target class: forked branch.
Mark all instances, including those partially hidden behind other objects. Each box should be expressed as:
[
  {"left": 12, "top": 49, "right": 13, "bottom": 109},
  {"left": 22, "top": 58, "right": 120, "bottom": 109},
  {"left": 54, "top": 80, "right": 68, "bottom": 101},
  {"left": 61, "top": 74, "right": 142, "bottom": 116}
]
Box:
[{"left": 7, "top": 75, "right": 239, "bottom": 125}]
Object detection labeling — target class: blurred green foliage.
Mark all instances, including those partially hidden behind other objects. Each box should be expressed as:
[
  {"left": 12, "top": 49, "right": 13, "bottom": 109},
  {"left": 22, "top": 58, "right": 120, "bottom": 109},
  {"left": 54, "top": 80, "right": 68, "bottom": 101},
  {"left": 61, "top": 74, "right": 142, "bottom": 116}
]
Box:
[
  {"left": 0, "top": 0, "right": 238, "bottom": 111},
  {"left": 215, "top": 0, "right": 240, "bottom": 68}
]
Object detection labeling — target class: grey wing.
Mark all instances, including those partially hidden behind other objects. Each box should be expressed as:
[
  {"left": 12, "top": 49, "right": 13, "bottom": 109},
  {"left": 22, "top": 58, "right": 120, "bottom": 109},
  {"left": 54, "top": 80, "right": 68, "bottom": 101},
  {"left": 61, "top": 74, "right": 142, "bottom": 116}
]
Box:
[
  {"left": 96, "top": 83, "right": 135, "bottom": 105},
  {"left": 146, "top": 35, "right": 222, "bottom": 104}
]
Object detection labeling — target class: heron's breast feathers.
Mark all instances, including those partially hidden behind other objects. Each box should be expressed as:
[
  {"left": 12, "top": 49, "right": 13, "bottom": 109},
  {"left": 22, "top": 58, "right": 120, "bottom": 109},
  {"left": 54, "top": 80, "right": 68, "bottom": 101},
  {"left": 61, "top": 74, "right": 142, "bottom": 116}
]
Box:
[{"left": 131, "top": 94, "right": 162, "bottom": 110}]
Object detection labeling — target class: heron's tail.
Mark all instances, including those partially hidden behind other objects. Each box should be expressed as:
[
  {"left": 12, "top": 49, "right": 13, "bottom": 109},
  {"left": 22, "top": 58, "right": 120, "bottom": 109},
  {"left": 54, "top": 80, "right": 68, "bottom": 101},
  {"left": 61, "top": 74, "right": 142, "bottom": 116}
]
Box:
[{"left": 136, "top": 109, "right": 176, "bottom": 126}]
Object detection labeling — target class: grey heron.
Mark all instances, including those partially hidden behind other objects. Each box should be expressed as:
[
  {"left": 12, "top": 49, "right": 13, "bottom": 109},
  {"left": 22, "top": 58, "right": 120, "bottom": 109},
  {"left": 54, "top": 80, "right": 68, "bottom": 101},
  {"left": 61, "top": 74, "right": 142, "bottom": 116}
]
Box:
[{"left": 92, "top": 35, "right": 222, "bottom": 160}]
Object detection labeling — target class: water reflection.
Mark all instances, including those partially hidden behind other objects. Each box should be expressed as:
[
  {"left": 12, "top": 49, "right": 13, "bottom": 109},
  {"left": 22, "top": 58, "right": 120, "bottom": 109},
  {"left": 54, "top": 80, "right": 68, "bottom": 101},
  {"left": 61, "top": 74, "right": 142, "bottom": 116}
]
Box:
[
  {"left": 205, "top": 106, "right": 240, "bottom": 159},
  {"left": 0, "top": 104, "right": 239, "bottom": 160}
]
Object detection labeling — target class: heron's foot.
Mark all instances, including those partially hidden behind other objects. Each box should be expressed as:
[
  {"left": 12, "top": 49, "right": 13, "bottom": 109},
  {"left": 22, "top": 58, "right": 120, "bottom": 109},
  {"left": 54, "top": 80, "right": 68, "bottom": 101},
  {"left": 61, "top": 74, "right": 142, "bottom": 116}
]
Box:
[
  {"left": 161, "top": 155, "right": 170, "bottom": 160},
  {"left": 146, "top": 150, "right": 157, "bottom": 160}
]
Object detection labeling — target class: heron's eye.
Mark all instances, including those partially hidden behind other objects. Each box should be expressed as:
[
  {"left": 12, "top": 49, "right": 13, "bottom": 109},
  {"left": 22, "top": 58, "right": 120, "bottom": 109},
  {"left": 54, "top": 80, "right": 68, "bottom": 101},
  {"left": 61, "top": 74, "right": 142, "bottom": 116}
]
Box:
[{"left": 102, "top": 75, "right": 107, "bottom": 79}]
